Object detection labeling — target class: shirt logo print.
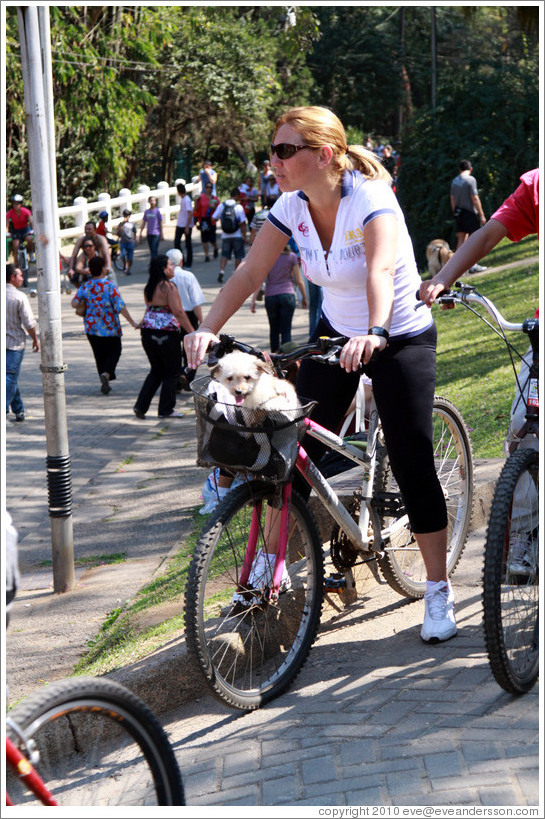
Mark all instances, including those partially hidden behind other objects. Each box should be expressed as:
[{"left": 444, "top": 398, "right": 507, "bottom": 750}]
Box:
[{"left": 297, "top": 221, "right": 309, "bottom": 237}]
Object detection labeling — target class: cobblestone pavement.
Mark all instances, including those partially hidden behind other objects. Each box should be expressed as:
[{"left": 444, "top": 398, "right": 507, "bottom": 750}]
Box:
[{"left": 161, "top": 526, "right": 540, "bottom": 808}]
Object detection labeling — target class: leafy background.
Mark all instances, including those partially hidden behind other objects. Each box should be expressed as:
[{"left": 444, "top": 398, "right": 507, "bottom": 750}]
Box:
[{"left": 5, "top": 5, "right": 539, "bottom": 265}]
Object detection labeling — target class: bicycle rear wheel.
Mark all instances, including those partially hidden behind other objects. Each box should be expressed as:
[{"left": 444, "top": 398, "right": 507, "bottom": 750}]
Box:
[
  {"left": 185, "top": 480, "right": 324, "bottom": 710},
  {"left": 482, "top": 448, "right": 539, "bottom": 694},
  {"left": 113, "top": 247, "right": 125, "bottom": 271},
  {"left": 6, "top": 677, "right": 184, "bottom": 806},
  {"left": 376, "top": 396, "right": 474, "bottom": 598},
  {"left": 17, "top": 247, "right": 29, "bottom": 273}
]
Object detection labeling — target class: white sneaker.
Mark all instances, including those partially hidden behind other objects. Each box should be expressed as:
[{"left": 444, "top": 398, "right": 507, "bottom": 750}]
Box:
[
  {"left": 421, "top": 580, "right": 457, "bottom": 643},
  {"left": 507, "top": 534, "right": 536, "bottom": 576},
  {"left": 199, "top": 485, "right": 230, "bottom": 515},
  {"left": 469, "top": 263, "right": 487, "bottom": 273},
  {"left": 232, "top": 550, "right": 291, "bottom": 605}
]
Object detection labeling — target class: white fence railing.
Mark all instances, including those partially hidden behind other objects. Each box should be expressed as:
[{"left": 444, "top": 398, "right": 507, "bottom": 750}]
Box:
[{"left": 57, "top": 177, "right": 201, "bottom": 243}]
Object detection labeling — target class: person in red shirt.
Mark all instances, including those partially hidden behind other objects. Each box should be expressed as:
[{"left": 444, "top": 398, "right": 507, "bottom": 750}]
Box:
[
  {"left": 193, "top": 183, "right": 219, "bottom": 262},
  {"left": 96, "top": 211, "right": 108, "bottom": 237},
  {"left": 419, "top": 168, "right": 539, "bottom": 305},
  {"left": 6, "top": 194, "right": 35, "bottom": 264}
]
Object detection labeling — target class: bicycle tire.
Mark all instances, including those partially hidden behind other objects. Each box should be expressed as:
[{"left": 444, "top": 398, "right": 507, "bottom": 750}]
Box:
[
  {"left": 376, "top": 396, "right": 474, "bottom": 598},
  {"left": 482, "top": 448, "right": 539, "bottom": 694},
  {"left": 6, "top": 677, "right": 184, "bottom": 806},
  {"left": 185, "top": 480, "right": 324, "bottom": 710},
  {"left": 17, "top": 247, "right": 29, "bottom": 274},
  {"left": 113, "top": 248, "right": 125, "bottom": 272}
]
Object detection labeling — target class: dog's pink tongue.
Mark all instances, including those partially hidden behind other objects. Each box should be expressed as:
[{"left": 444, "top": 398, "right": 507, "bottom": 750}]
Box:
[{"left": 235, "top": 395, "right": 244, "bottom": 405}]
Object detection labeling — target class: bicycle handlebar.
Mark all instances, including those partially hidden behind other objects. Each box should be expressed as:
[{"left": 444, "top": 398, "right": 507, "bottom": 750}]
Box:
[
  {"left": 415, "top": 282, "right": 534, "bottom": 333},
  {"left": 206, "top": 334, "right": 350, "bottom": 375}
]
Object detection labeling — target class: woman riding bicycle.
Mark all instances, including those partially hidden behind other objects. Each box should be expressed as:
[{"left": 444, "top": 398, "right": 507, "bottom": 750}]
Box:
[{"left": 185, "top": 105, "right": 455, "bottom": 644}]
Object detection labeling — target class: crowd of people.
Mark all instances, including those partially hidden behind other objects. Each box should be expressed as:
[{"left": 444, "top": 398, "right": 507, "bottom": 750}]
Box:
[{"left": 7, "top": 110, "right": 537, "bottom": 648}]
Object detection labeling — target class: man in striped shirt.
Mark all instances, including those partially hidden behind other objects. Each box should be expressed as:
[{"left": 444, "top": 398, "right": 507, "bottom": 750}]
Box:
[{"left": 6, "top": 264, "right": 40, "bottom": 422}]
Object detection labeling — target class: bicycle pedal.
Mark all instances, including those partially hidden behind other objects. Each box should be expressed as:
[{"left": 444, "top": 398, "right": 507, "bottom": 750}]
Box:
[
  {"left": 324, "top": 574, "right": 347, "bottom": 593},
  {"left": 372, "top": 491, "right": 406, "bottom": 516}
]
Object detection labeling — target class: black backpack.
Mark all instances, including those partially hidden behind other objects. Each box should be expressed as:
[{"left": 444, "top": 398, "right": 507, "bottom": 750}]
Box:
[{"left": 220, "top": 201, "right": 238, "bottom": 234}]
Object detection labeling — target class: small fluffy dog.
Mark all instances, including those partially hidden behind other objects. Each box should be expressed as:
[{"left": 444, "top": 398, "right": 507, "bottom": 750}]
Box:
[
  {"left": 211, "top": 351, "right": 300, "bottom": 412},
  {"left": 426, "top": 239, "right": 453, "bottom": 276}
]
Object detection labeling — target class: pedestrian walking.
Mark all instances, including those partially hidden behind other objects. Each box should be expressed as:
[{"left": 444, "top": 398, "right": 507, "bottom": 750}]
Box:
[
  {"left": 116, "top": 209, "right": 137, "bottom": 275},
  {"left": 166, "top": 248, "right": 205, "bottom": 390},
  {"left": 212, "top": 188, "right": 247, "bottom": 283},
  {"left": 450, "top": 159, "right": 487, "bottom": 271},
  {"left": 139, "top": 196, "right": 163, "bottom": 259},
  {"left": 6, "top": 263, "right": 40, "bottom": 422},
  {"left": 174, "top": 183, "right": 194, "bottom": 269},
  {"left": 250, "top": 243, "right": 307, "bottom": 352},
  {"left": 194, "top": 183, "right": 220, "bottom": 262},
  {"left": 133, "top": 254, "right": 194, "bottom": 419},
  {"left": 71, "top": 256, "right": 138, "bottom": 395}
]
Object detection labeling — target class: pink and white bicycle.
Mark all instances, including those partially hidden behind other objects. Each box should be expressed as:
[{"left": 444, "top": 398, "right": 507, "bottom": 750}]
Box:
[{"left": 185, "top": 334, "right": 474, "bottom": 711}]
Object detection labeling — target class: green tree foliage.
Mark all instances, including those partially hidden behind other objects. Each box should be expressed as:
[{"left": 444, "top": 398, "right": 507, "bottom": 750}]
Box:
[
  {"left": 5, "top": 5, "right": 319, "bottom": 203},
  {"left": 132, "top": 5, "right": 318, "bottom": 190},
  {"left": 6, "top": 6, "right": 165, "bottom": 202},
  {"left": 396, "top": 7, "right": 538, "bottom": 268},
  {"left": 5, "top": 4, "right": 538, "bottom": 219}
]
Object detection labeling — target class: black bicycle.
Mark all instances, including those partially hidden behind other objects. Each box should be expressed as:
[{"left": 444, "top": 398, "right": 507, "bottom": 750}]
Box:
[{"left": 430, "top": 283, "right": 539, "bottom": 694}]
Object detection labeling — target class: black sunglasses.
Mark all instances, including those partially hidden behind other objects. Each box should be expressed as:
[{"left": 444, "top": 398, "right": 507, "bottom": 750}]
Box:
[
  {"left": 83, "top": 243, "right": 94, "bottom": 248},
  {"left": 270, "top": 142, "right": 312, "bottom": 160}
]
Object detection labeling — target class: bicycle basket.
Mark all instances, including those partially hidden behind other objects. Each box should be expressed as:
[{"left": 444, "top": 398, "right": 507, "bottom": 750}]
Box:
[{"left": 191, "top": 376, "right": 315, "bottom": 481}]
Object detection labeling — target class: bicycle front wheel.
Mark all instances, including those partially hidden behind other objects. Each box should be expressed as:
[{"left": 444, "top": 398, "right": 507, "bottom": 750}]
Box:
[
  {"left": 376, "top": 396, "right": 474, "bottom": 598},
  {"left": 6, "top": 677, "right": 184, "bottom": 806},
  {"left": 185, "top": 480, "right": 324, "bottom": 710},
  {"left": 483, "top": 448, "right": 539, "bottom": 694}
]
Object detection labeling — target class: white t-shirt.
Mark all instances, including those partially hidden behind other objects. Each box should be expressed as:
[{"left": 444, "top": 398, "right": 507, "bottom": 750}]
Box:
[
  {"left": 268, "top": 170, "right": 431, "bottom": 339},
  {"left": 172, "top": 267, "right": 205, "bottom": 312},
  {"left": 176, "top": 194, "right": 194, "bottom": 229}
]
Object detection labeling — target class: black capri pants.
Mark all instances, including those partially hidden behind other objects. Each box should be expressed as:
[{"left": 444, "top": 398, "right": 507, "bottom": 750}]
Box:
[{"left": 295, "top": 317, "right": 448, "bottom": 534}]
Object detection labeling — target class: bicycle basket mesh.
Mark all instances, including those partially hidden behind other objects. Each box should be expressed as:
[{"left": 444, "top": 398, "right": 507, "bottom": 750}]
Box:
[{"left": 191, "top": 376, "right": 314, "bottom": 481}]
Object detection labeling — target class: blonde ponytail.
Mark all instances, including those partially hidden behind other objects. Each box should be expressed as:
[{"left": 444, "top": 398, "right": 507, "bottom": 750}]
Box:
[
  {"left": 274, "top": 106, "right": 392, "bottom": 184},
  {"left": 344, "top": 146, "right": 392, "bottom": 183}
]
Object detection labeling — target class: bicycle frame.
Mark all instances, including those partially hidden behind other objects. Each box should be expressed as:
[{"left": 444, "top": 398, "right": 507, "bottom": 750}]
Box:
[
  {"left": 6, "top": 734, "right": 58, "bottom": 806},
  {"left": 238, "top": 394, "right": 410, "bottom": 599}
]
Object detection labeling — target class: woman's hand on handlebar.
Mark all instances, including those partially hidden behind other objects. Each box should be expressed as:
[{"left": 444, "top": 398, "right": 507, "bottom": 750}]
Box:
[
  {"left": 419, "top": 278, "right": 448, "bottom": 308},
  {"left": 339, "top": 334, "right": 385, "bottom": 372},
  {"left": 184, "top": 328, "right": 220, "bottom": 369}
]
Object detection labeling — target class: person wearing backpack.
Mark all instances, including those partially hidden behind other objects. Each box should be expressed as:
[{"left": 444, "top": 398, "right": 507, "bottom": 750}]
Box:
[
  {"left": 212, "top": 187, "right": 247, "bottom": 283},
  {"left": 116, "top": 209, "right": 137, "bottom": 275},
  {"left": 194, "top": 182, "right": 220, "bottom": 262}
]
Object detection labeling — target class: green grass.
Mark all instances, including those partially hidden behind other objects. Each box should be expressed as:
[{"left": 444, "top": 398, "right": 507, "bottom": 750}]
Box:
[
  {"left": 72, "top": 509, "right": 208, "bottom": 676},
  {"left": 431, "top": 250, "right": 538, "bottom": 459},
  {"left": 477, "top": 234, "right": 538, "bottom": 268}
]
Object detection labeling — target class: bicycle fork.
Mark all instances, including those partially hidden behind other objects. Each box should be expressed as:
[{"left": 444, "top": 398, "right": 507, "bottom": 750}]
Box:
[
  {"left": 6, "top": 736, "right": 58, "bottom": 806},
  {"left": 237, "top": 484, "right": 292, "bottom": 601}
]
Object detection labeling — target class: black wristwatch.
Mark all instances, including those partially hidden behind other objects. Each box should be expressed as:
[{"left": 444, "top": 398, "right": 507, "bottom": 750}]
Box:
[{"left": 368, "top": 326, "right": 390, "bottom": 345}]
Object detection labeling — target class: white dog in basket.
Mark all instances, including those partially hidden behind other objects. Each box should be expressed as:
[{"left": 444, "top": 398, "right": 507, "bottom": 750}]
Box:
[
  {"left": 210, "top": 351, "right": 300, "bottom": 413},
  {"left": 205, "top": 351, "right": 301, "bottom": 474}
]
